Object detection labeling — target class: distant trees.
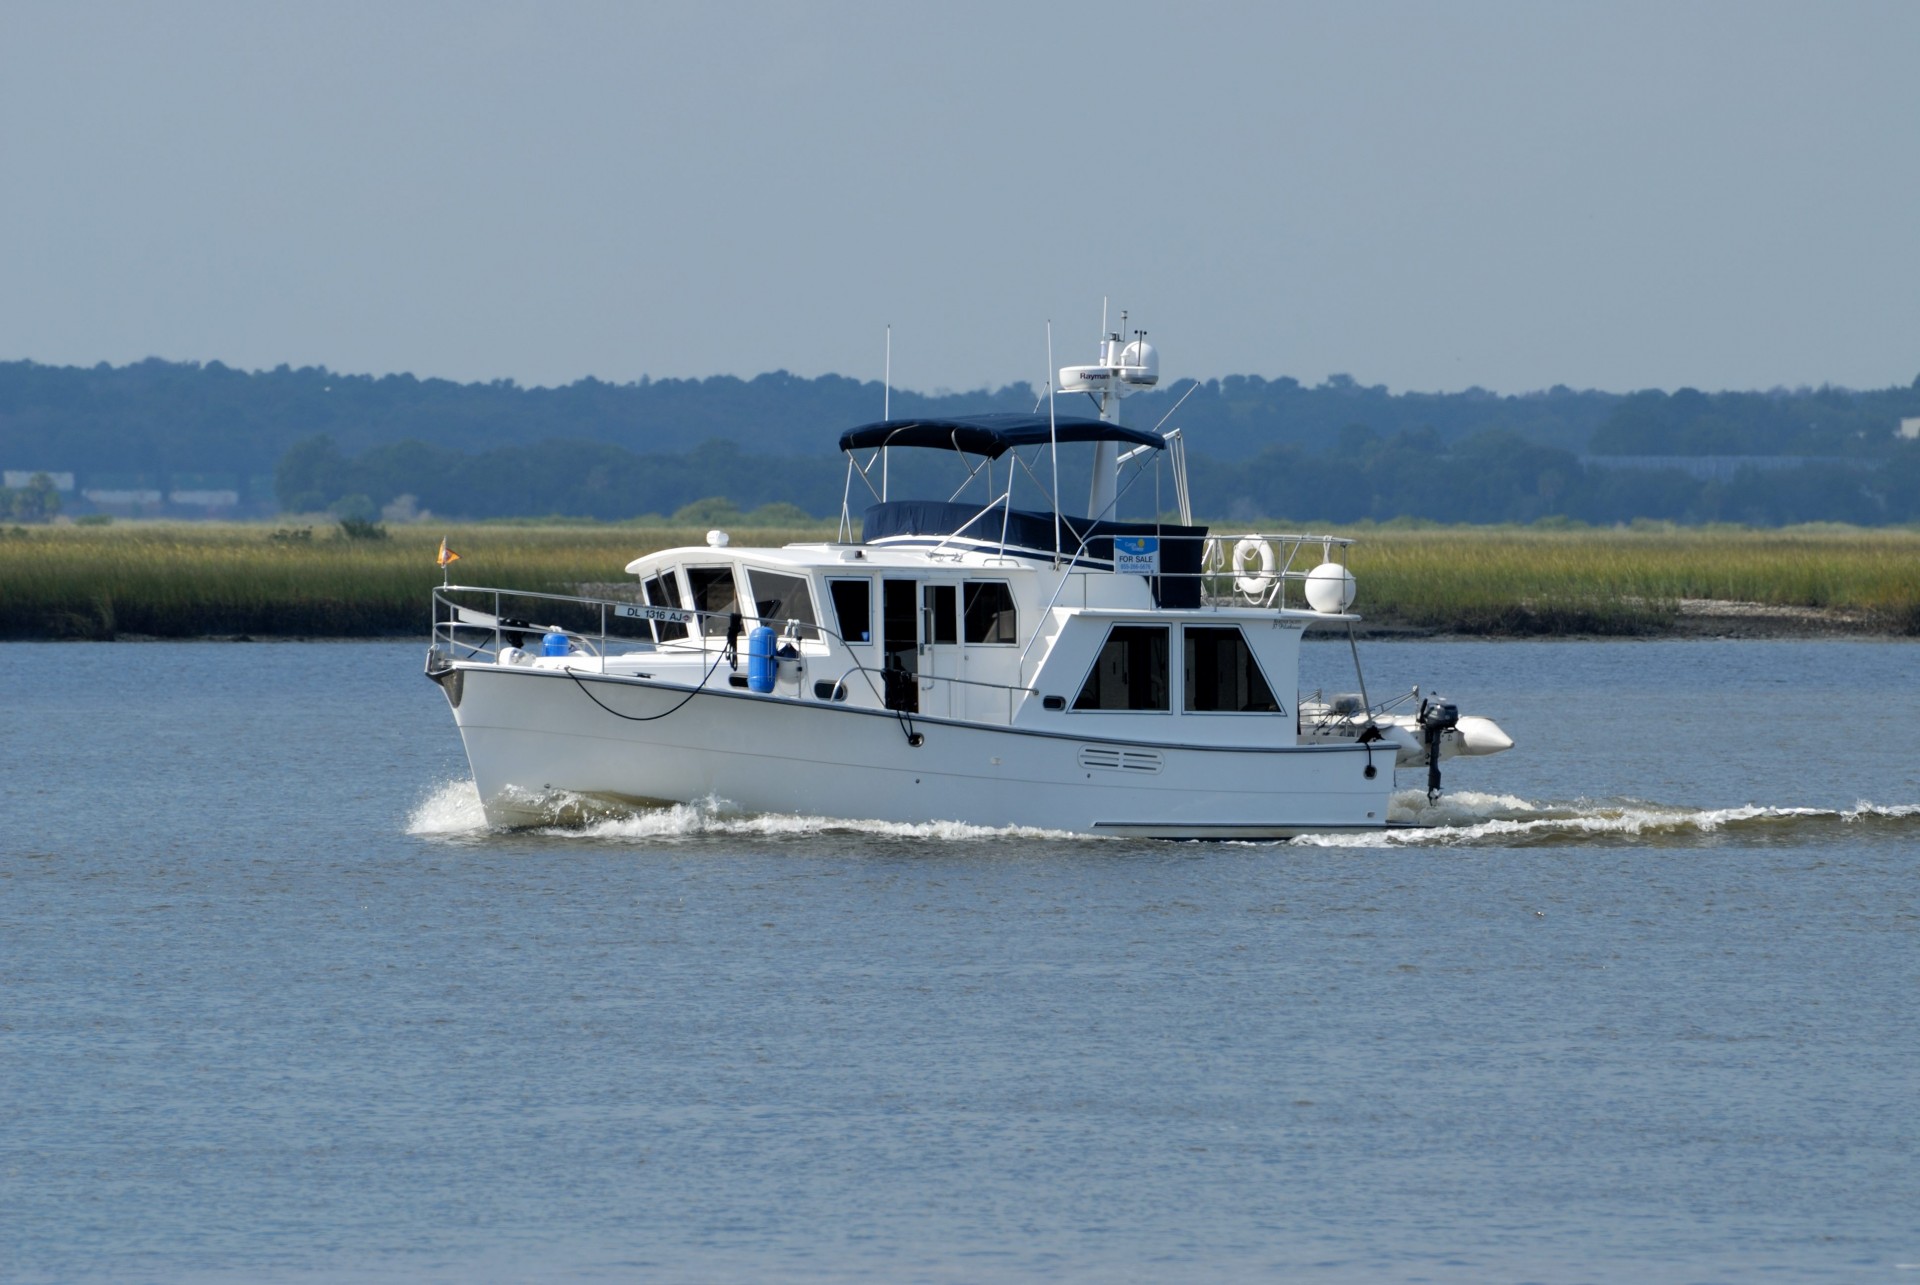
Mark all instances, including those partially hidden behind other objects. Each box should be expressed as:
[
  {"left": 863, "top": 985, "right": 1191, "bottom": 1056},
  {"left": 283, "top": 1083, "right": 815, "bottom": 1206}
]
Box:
[
  {"left": 1, "top": 472, "right": 61, "bottom": 522},
  {"left": 1588, "top": 385, "right": 1908, "bottom": 457},
  {"left": 270, "top": 429, "right": 1920, "bottom": 527},
  {"left": 9, "top": 355, "right": 1920, "bottom": 526}
]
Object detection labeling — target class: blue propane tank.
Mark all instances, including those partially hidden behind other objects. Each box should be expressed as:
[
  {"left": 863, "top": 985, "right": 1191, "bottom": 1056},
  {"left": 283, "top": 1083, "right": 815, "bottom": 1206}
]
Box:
[
  {"left": 541, "top": 629, "right": 571, "bottom": 657},
  {"left": 747, "top": 625, "right": 778, "bottom": 692}
]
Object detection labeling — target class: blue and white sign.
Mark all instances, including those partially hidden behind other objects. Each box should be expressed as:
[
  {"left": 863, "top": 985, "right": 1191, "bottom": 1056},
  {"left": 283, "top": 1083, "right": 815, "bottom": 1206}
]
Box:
[{"left": 1113, "top": 535, "right": 1160, "bottom": 575}]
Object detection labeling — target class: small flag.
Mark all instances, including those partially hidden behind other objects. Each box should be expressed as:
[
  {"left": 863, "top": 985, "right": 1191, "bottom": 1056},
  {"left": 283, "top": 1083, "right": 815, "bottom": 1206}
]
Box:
[{"left": 437, "top": 538, "right": 460, "bottom": 567}]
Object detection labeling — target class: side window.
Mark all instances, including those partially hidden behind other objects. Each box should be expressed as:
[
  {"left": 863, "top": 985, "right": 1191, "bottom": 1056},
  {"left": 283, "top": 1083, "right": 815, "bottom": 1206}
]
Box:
[
  {"left": 1072, "top": 625, "right": 1170, "bottom": 712},
  {"left": 963, "top": 581, "right": 1017, "bottom": 643},
  {"left": 1184, "top": 626, "right": 1282, "bottom": 713},
  {"left": 745, "top": 569, "right": 819, "bottom": 639},
  {"left": 924, "top": 584, "right": 957, "bottom": 644},
  {"left": 685, "top": 566, "right": 738, "bottom": 637},
  {"left": 642, "top": 571, "right": 687, "bottom": 642},
  {"left": 828, "top": 578, "right": 872, "bottom": 644}
]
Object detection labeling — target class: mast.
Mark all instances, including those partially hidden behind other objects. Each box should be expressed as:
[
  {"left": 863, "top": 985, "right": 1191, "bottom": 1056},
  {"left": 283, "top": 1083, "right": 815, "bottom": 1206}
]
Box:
[{"left": 1058, "top": 311, "right": 1159, "bottom": 520}]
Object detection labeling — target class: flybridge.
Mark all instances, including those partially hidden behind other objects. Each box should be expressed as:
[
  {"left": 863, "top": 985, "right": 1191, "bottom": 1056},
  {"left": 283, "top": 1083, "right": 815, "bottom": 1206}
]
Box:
[{"left": 834, "top": 326, "right": 1195, "bottom": 548}]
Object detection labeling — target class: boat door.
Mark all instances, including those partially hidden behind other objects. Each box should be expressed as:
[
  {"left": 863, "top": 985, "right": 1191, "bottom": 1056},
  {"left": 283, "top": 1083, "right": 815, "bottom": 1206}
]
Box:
[
  {"left": 920, "top": 582, "right": 960, "bottom": 718},
  {"left": 881, "top": 579, "right": 918, "bottom": 713}
]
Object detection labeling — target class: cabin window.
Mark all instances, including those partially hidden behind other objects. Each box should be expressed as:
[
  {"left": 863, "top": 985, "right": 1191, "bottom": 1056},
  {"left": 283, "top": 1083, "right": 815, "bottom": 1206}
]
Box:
[
  {"left": 1184, "top": 626, "right": 1282, "bottom": 713},
  {"left": 963, "top": 581, "right": 1017, "bottom": 643},
  {"left": 828, "top": 578, "right": 872, "bottom": 644},
  {"left": 642, "top": 572, "right": 687, "bottom": 642},
  {"left": 745, "top": 569, "right": 820, "bottom": 639},
  {"left": 924, "top": 584, "right": 957, "bottom": 645},
  {"left": 685, "top": 566, "right": 739, "bottom": 637},
  {"left": 1072, "top": 625, "right": 1170, "bottom": 712}
]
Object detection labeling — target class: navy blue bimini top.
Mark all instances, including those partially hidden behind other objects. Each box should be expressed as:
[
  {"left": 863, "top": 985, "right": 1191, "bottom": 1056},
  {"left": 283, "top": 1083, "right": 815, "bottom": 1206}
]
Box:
[{"left": 838, "top": 413, "right": 1165, "bottom": 460}]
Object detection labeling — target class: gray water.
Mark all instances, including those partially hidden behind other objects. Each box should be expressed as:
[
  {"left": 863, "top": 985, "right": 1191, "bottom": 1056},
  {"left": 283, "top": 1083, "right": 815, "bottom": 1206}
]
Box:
[{"left": 3, "top": 640, "right": 1916, "bottom": 1282}]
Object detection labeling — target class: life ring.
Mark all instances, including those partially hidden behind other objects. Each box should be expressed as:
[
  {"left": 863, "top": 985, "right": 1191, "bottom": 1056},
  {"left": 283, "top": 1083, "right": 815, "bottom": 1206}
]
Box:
[{"left": 1232, "top": 537, "right": 1276, "bottom": 597}]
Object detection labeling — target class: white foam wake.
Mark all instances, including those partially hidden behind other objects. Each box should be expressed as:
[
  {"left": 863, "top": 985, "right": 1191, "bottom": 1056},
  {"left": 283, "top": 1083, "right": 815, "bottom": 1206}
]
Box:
[
  {"left": 539, "top": 797, "right": 1085, "bottom": 843},
  {"left": 408, "top": 776, "right": 1919, "bottom": 848},
  {"left": 1293, "top": 791, "right": 1920, "bottom": 847},
  {"left": 406, "top": 778, "right": 490, "bottom": 835},
  {"left": 405, "top": 779, "right": 1086, "bottom": 843}
]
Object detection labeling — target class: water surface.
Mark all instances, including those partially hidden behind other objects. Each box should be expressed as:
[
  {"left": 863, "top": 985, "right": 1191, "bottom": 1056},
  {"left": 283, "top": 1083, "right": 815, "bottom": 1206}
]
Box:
[{"left": 3, "top": 640, "right": 1916, "bottom": 1281}]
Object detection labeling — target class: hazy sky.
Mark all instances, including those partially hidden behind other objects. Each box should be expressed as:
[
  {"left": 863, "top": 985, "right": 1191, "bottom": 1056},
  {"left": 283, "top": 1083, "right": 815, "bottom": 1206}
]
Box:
[{"left": 4, "top": 1, "right": 1917, "bottom": 395}]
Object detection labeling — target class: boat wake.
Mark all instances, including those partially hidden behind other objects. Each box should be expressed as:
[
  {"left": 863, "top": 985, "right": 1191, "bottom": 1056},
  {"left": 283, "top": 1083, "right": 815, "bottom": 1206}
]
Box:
[
  {"left": 404, "top": 779, "right": 1085, "bottom": 843},
  {"left": 407, "top": 779, "right": 1920, "bottom": 849},
  {"left": 1300, "top": 789, "right": 1920, "bottom": 848}
]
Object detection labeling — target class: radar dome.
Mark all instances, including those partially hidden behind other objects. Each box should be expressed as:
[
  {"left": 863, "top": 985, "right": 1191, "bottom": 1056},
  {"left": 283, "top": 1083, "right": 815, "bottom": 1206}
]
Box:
[{"left": 1118, "top": 339, "right": 1159, "bottom": 386}]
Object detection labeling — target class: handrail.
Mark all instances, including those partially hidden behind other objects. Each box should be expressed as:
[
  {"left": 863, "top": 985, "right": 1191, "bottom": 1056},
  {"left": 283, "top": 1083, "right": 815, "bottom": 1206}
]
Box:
[
  {"left": 433, "top": 583, "right": 813, "bottom": 663},
  {"left": 1197, "top": 533, "right": 1353, "bottom": 611},
  {"left": 429, "top": 582, "right": 1050, "bottom": 726}
]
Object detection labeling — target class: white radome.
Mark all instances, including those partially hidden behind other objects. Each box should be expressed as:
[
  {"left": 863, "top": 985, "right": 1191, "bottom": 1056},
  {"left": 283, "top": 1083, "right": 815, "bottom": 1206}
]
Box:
[{"left": 1305, "top": 561, "right": 1357, "bottom": 613}]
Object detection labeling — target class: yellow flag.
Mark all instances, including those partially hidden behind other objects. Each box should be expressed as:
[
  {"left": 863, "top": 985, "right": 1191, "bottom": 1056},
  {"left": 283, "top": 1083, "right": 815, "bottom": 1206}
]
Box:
[{"left": 437, "top": 538, "right": 460, "bottom": 567}]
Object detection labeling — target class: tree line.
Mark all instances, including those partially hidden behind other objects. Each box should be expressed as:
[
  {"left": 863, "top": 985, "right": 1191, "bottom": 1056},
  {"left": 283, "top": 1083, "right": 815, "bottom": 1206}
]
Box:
[
  {"left": 5, "top": 356, "right": 1920, "bottom": 524},
  {"left": 275, "top": 425, "right": 1920, "bottom": 528}
]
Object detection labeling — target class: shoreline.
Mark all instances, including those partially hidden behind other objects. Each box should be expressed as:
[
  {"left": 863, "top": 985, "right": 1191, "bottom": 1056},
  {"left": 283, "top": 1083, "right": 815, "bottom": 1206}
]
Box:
[{"left": 1338, "top": 599, "right": 1910, "bottom": 643}]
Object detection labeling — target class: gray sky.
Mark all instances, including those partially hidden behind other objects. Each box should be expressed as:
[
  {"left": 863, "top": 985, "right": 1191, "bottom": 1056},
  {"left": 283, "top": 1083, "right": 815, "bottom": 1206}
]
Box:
[{"left": 4, "top": 1, "right": 1916, "bottom": 395}]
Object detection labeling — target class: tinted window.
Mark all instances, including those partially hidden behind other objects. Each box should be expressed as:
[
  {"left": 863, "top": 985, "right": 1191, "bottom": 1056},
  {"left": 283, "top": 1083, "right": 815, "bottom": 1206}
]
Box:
[
  {"left": 963, "top": 582, "right": 1017, "bottom": 643},
  {"left": 924, "top": 584, "right": 957, "bottom": 644},
  {"left": 642, "top": 572, "right": 687, "bottom": 642},
  {"left": 746, "top": 569, "right": 819, "bottom": 638},
  {"left": 686, "top": 566, "right": 738, "bottom": 637},
  {"left": 828, "top": 579, "right": 872, "bottom": 643},
  {"left": 1184, "top": 626, "right": 1281, "bottom": 712},
  {"left": 1073, "top": 625, "right": 1170, "bottom": 711}
]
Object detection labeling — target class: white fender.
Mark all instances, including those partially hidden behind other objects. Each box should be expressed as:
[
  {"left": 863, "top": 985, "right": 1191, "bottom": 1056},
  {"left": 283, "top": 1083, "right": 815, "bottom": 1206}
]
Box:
[{"left": 1452, "top": 715, "right": 1515, "bottom": 757}]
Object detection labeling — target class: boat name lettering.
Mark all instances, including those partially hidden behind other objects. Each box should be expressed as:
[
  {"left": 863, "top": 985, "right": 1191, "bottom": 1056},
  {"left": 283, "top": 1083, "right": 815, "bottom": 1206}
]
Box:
[{"left": 616, "top": 604, "right": 693, "bottom": 623}]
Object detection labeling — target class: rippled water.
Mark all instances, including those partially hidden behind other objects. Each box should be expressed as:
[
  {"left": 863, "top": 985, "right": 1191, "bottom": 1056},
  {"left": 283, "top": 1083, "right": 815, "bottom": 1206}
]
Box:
[{"left": 3, "top": 640, "right": 1917, "bottom": 1282}]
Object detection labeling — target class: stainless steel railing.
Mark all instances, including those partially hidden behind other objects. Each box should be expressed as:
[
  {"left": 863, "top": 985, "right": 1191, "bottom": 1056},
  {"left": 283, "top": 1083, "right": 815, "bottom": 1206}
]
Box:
[{"left": 429, "top": 584, "right": 1041, "bottom": 725}]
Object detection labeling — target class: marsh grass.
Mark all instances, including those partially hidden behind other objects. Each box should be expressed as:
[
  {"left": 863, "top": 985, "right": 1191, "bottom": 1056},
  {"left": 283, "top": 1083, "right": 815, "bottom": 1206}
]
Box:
[
  {"left": 0, "top": 522, "right": 836, "bottom": 638},
  {"left": 1341, "top": 525, "right": 1920, "bottom": 634},
  {"left": 1, "top": 520, "right": 1914, "bottom": 639}
]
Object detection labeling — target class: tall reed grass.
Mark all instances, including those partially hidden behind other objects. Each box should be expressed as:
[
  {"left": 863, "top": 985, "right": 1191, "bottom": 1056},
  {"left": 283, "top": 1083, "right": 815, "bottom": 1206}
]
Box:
[
  {"left": 0, "top": 522, "right": 835, "bottom": 639},
  {"left": 1, "top": 520, "right": 1914, "bottom": 639},
  {"left": 1340, "top": 524, "right": 1920, "bottom": 634}
]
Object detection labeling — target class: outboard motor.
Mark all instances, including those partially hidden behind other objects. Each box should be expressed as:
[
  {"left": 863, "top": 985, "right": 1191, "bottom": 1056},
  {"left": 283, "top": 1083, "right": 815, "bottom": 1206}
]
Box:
[{"left": 1417, "top": 696, "right": 1460, "bottom": 801}]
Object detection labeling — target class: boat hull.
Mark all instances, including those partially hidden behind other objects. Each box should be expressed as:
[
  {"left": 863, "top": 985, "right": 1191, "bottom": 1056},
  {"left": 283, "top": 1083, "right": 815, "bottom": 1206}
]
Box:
[{"left": 440, "top": 663, "right": 1396, "bottom": 839}]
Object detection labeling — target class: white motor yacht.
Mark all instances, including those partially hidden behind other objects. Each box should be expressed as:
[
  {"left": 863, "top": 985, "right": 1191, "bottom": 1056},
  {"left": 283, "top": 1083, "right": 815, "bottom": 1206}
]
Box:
[{"left": 426, "top": 324, "right": 1511, "bottom": 836}]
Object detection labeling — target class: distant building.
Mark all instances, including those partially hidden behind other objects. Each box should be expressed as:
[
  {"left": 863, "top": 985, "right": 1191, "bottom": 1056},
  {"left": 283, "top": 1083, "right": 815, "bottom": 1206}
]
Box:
[
  {"left": 169, "top": 489, "right": 241, "bottom": 508},
  {"left": 1581, "top": 455, "right": 1872, "bottom": 482},
  {"left": 1899, "top": 418, "right": 1920, "bottom": 441},
  {"left": 3, "top": 470, "right": 75, "bottom": 490},
  {"left": 82, "top": 488, "right": 164, "bottom": 507}
]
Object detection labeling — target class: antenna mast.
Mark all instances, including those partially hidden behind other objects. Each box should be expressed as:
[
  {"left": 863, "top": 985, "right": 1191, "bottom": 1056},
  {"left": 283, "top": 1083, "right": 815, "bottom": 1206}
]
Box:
[
  {"left": 1046, "top": 322, "right": 1061, "bottom": 565},
  {"left": 1057, "top": 303, "right": 1160, "bottom": 520},
  {"left": 881, "top": 326, "right": 891, "bottom": 500}
]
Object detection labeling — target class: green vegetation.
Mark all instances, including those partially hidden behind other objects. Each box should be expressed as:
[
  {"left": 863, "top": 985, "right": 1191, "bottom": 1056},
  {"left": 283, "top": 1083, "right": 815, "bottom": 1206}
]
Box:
[
  {"left": 1, "top": 520, "right": 1914, "bottom": 640},
  {"left": 0, "top": 521, "right": 837, "bottom": 639},
  {"left": 1342, "top": 524, "right": 1920, "bottom": 635},
  {"left": 10, "top": 356, "right": 1920, "bottom": 527},
  {"left": 1, "top": 472, "right": 63, "bottom": 522}
]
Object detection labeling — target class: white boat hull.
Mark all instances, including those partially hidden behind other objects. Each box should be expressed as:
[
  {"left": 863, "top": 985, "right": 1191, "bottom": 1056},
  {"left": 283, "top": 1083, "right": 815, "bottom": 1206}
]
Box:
[{"left": 440, "top": 664, "right": 1397, "bottom": 839}]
